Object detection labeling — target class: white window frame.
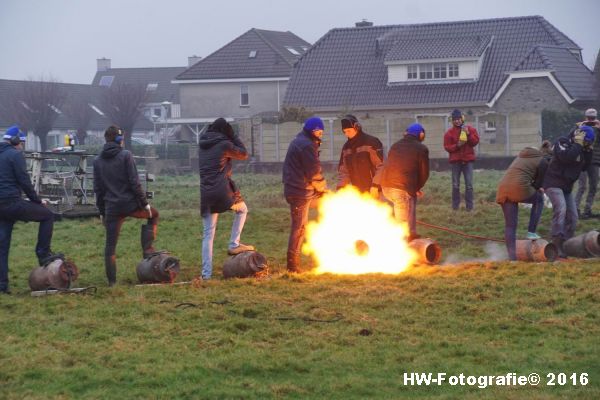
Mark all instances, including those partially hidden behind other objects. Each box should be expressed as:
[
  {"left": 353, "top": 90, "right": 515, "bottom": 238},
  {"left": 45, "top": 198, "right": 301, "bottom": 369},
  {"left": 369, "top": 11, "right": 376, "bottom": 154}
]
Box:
[
  {"left": 485, "top": 120, "right": 496, "bottom": 132},
  {"left": 240, "top": 84, "right": 249, "bottom": 107},
  {"left": 405, "top": 63, "right": 460, "bottom": 81},
  {"left": 419, "top": 64, "right": 433, "bottom": 80},
  {"left": 433, "top": 63, "right": 447, "bottom": 79},
  {"left": 285, "top": 46, "right": 300, "bottom": 56},
  {"left": 407, "top": 65, "right": 418, "bottom": 80},
  {"left": 98, "top": 75, "right": 114, "bottom": 87},
  {"left": 448, "top": 63, "right": 459, "bottom": 78},
  {"left": 249, "top": 50, "right": 257, "bottom": 58},
  {"left": 146, "top": 83, "right": 158, "bottom": 91}
]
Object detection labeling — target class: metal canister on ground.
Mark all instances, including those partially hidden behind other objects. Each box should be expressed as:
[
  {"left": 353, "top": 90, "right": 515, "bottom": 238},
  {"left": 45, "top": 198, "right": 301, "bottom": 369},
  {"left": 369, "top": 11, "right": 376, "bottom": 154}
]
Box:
[
  {"left": 515, "top": 239, "right": 557, "bottom": 262},
  {"left": 408, "top": 238, "right": 442, "bottom": 265},
  {"left": 136, "top": 252, "right": 180, "bottom": 283},
  {"left": 29, "top": 258, "right": 79, "bottom": 291},
  {"left": 223, "top": 251, "right": 268, "bottom": 278},
  {"left": 563, "top": 231, "right": 600, "bottom": 258}
]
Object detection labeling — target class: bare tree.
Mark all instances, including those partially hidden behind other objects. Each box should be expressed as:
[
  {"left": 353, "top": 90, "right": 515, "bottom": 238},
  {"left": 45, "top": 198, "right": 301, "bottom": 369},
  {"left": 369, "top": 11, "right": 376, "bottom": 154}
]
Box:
[
  {"left": 3, "top": 79, "right": 66, "bottom": 151},
  {"left": 101, "top": 83, "right": 147, "bottom": 149},
  {"left": 63, "top": 97, "right": 93, "bottom": 145}
]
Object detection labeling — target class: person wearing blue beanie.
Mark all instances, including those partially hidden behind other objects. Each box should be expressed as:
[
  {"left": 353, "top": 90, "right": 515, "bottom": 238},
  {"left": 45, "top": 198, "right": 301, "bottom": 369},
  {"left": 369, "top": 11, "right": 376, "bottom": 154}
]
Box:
[
  {"left": 373, "top": 123, "right": 430, "bottom": 241},
  {"left": 542, "top": 126, "right": 595, "bottom": 257},
  {"left": 0, "top": 125, "right": 61, "bottom": 294},
  {"left": 282, "top": 116, "right": 328, "bottom": 272},
  {"left": 574, "top": 110, "right": 600, "bottom": 219}
]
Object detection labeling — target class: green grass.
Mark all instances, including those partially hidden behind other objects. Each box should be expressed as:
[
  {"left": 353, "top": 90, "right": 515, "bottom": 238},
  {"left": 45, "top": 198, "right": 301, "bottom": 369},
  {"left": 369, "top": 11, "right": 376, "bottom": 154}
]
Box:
[{"left": 1, "top": 171, "right": 600, "bottom": 399}]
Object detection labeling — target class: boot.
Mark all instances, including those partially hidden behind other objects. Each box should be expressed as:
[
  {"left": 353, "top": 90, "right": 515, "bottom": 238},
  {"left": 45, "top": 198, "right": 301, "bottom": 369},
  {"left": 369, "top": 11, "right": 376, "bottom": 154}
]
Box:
[
  {"left": 552, "top": 237, "right": 566, "bottom": 258},
  {"left": 105, "top": 255, "right": 117, "bottom": 286},
  {"left": 286, "top": 251, "right": 301, "bottom": 273},
  {"left": 141, "top": 224, "right": 157, "bottom": 258}
]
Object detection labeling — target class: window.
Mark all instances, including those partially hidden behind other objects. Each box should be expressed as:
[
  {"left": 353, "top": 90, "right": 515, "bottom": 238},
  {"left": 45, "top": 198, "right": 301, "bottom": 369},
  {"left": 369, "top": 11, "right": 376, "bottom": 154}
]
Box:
[
  {"left": 146, "top": 83, "right": 158, "bottom": 91},
  {"left": 89, "top": 103, "right": 104, "bottom": 116},
  {"left": 285, "top": 46, "right": 300, "bottom": 56},
  {"left": 448, "top": 63, "right": 459, "bottom": 78},
  {"left": 485, "top": 120, "right": 496, "bottom": 131},
  {"left": 419, "top": 64, "right": 433, "bottom": 79},
  {"left": 434, "top": 63, "right": 447, "bottom": 79},
  {"left": 407, "top": 65, "right": 418, "bottom": 80},
  {"left": 240, "top": 85, "right": 249, "bottom": 106},
  {"left": 98, "top": 75, "right": 114, "bottom": 87},
  {"left": 249, "top": 50, "right": 257, "bottom": 58}
]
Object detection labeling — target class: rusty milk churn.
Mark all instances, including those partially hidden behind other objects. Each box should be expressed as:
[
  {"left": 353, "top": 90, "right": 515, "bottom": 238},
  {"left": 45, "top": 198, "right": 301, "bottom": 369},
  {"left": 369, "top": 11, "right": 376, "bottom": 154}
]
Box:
[
  {"left": 29, "top": 258, "right": 79, "bottom": 291},
  {"left": 223, "top": 251, "right": 268, "bottom": 278},
  {"left": 515, "top": 239, "right": 558, "bottom": 262},
  {"left": 136, "top": 252, "right": 180, "bottom": 283}
]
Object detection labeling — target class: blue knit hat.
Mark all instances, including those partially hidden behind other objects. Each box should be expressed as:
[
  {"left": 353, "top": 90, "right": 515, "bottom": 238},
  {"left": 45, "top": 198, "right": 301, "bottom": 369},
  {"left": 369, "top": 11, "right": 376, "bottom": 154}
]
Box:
[
  {"left": 406, "top": 123, "right": 425, "bottom": 138},
  {"left": 580, "top": 125, "right": 595, "bottom": 143},
  {"left": 303, "top": 117, "right": 324, "bottom": 132},
  {"left": 451, "top": 109, "right": 463, "bottom": 120},
  {"left": 3, "top": 125, "right": 26, "bottom": 142}
]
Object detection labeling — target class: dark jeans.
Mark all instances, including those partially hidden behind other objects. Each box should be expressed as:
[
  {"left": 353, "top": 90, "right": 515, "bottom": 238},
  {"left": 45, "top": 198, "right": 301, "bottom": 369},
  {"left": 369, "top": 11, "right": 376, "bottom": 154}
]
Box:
[
  {"left": 500, "top": 192, "right": 544, "bottom": 260},
  {"left": 575, "top": 165, "right": 599, "bottom": 214},
  {"left": 104, "top": 206, "right": 159, "bottom": 284},
  {"left": 451, "top": 162, "right": 474, "bottom": 210},
  {"left": 545, "top": 188, "right": 578, "bottom": 240},
  {"left": 286, "top": 196, "right": 319, "bottom": 271},
  {"left": 0, "top": 200, "right": 54, "bottom": 291}
]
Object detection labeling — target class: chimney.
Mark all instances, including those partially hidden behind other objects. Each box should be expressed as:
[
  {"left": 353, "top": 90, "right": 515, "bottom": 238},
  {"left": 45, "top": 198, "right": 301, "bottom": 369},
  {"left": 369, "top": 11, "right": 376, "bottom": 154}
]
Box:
[
  {"left": 355, "top": 19, "right": 373, "bottom": 27},
  {"left": 188, "top": 55, "right": 202, "bottom": 67},
  {"left": 97, "top": 58, "right": 111, "bottom": 72}
]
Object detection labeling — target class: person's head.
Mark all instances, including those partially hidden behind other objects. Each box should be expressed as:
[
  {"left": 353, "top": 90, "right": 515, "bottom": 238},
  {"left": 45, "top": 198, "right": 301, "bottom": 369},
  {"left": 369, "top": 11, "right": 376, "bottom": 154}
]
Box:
[
  {"left": 303, "top": 117, "right": 324, "bottom": 139},
  {"left": 578, "top": 125, "right": 595, "bottom": 147},
  {"left": 104, "top": 125, "right": 124, "bottom": 147},
  {"left": 451, "top": 109, "right": 464, "bottom": 127},
  {"left": 209, "top": 117, "right": 234, "bottom": 138},
  {"left": 585, "top": 108, "right": 598, "bottom": 121},
  {"left": 3, "top": 125, "right": 26, "bottom": 149},
  {"left": 405, "top": 123, "right": 426, "bottom": 142},
  {"left": 540, "top": 140, "right": 553, "bottom": 155},
  {"left": 340, "top": 114, "right": 360, "bottom": 140}
]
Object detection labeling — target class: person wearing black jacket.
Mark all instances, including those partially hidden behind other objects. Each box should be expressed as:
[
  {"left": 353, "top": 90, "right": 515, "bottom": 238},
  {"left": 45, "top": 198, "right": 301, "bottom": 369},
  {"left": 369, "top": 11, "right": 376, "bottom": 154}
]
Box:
[
  {"left": 282, "top": 117, "right": 328, "bottom": 273},
  {"left": 199, "top": 118, "right": 254, "bottom": 280},
  {"left": 94, "top": 125, "right": 159, "bottom": 286},
  {"left": 337, "top": 114, "right": 384, "bottom": 197},
  {"left": 543, "top": 126, "right": 595, "bottom": 257},
  {"left": 0, "top": 126, "right": 59, "bottom": 294},
  {"left": 574, "top": 108, "right": 600, "bottom": 219},
  {"left": 374, "top": 123, "right": 429, "bottom": 241}
]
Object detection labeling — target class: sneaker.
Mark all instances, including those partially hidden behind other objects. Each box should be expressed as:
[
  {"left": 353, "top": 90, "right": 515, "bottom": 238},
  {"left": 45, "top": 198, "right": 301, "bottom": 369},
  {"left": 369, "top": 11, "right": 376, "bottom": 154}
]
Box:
[
  {"left": 526, "top": 232, "right": 541, "bottom": 240},
  {"left": 227, "top": 243, "right": 255, "bottom": 255},
  {"left": 38, "top": 252, "right": 64, "bottom": 266}
]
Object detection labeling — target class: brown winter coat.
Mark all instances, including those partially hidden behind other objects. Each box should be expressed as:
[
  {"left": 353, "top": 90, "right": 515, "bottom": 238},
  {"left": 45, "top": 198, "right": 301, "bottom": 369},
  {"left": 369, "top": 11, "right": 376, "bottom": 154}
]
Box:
[{"left": 496, "top": 147, "right": 548, "bottom": 204}]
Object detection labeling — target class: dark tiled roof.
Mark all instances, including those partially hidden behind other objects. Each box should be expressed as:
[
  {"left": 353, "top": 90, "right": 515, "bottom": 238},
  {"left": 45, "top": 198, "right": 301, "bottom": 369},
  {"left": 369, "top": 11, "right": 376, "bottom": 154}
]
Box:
[
  {"left": 91, "top": 67, "right": 186, "bottom": 103},
  {"left": 513, "top": 45, "right": 597, "bottom": 100},
  {"left": 176, "top": 28, "right": 310, "bottom": 80},
  {"left": 284, "top": 15, "right": 592, "bottom": 109},
  {"left": 385, "top": 35, "right": 493, "bottom": 62}
]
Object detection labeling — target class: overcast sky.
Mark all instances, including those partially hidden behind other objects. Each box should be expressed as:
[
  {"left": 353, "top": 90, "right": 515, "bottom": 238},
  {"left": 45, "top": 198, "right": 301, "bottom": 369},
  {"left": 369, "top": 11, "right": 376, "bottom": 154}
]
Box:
[{"left": 0, "top": 0, "right": 598, "bottom": 84}]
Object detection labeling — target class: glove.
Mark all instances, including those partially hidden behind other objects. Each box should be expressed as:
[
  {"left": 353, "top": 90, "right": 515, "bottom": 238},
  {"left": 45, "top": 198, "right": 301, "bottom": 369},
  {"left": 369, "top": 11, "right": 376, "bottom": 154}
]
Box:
[
  {"left": 369, "top": 187, "right": 379, "bottom": 199},
  {"left": 145, "top": 204, "right": 153, "bottom": 218},
  {"left": 573, "top": 130, "right": 585, "bottom": 146},
  {"left": 416, "top": 190, "right": 424, "bottom": 199}
]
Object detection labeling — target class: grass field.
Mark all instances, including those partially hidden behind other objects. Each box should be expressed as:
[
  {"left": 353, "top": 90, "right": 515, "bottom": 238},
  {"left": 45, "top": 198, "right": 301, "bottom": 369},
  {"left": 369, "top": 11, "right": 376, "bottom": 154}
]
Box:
[{"left": 1, "top": 171, "right": 599, "bottom": 399}]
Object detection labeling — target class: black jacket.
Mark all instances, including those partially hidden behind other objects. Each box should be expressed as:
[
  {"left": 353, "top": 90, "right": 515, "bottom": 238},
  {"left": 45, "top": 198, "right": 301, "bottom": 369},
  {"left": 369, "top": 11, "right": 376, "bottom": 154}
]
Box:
[
  {"left": 0, "top": 142, "right": 40, "bottom": 203},
  {"left": 542, "top": 136, "right": 592, "bottom": 192},
  {"left": 93, "top": 142, "right": 147, "bottom": 216},
  {"left": 282, "top": 130, "right": 326, "bottom": 199},
  {"left": 374, "top": 135, "right": 429, "bottom": 197},
  {"left": 337, "top": 130, "right": 384, "bottom": 192},
  {"left": 198, "top": 130, "right": 248, "bottom": 216}
]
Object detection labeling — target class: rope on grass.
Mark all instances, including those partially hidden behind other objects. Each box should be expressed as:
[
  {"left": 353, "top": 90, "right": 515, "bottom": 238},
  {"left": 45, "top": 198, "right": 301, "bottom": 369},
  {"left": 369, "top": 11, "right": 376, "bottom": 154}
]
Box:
[{"left": 417, "top": 220, "right": 505, "bottom": 243}]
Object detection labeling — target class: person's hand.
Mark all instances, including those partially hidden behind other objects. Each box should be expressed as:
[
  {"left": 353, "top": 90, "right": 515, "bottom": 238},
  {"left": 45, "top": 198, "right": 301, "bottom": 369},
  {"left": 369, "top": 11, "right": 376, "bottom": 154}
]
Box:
[
  {"left": 573, "top": 130, "right": 585, "bottom": 146},
  {"left": 145, "top": 204, "right": 152, "bottom": 218},
  {"left": 369, "top": 187, "right": 379, "bottom": 199},
  {"left": 99, "top": 215, "right": 105, "bottom": 226},
  {"left": 416, "top": 190, "right": 424, "bottom": 199},
  {"left": 41, "top": 199, "right": 48, "bottom": 206}
]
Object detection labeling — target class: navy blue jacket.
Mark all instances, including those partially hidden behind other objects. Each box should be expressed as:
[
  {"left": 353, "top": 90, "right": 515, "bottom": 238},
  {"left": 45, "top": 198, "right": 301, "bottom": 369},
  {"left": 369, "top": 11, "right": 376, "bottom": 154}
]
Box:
[
  {"left": 282, "top": 130, "right": 326, "bottom": 199},
  {"left": 542, "top": 136, "right": 592, "bottom": 192},
  {"left": 93, "top": 142, "right": 148, "bottom": 216},
  {"left": 0, "top": 142, "right": 40, "bottom": 203},
  {"left": 198, "top": 130, "right": 248, "bottom": 216}
]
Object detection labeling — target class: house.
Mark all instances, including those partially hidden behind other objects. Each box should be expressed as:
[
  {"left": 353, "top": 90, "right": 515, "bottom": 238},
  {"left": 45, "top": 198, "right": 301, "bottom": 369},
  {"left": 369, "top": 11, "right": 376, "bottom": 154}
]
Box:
[
  {"left": 91, "top": 58, "right": 186, "bottom": 142},
  {"left": 283, "top": 16, "right": 599, "bottom": 159},
  {"left": 173, "top": 28, "right": 311, "bottom": 128}
]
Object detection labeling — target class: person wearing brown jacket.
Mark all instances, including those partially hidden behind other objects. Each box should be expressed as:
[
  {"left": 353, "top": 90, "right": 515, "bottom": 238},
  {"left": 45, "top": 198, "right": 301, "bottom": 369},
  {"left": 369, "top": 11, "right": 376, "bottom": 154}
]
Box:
[{"left": 496, "top": 143, "right": 550, "bottom": 260}]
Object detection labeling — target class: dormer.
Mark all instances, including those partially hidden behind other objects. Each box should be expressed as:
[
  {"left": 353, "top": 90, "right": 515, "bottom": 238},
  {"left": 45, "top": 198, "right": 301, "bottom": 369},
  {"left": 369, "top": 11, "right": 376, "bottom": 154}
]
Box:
[{"left": 384, "top": 35, "right": 493, "bottom": 85}]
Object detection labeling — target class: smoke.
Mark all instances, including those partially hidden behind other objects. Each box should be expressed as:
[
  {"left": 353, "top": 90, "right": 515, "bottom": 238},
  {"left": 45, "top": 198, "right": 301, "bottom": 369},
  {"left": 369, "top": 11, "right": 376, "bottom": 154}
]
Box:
[{"left": 442, "top": 241, "right": 507, "bottom": 265}]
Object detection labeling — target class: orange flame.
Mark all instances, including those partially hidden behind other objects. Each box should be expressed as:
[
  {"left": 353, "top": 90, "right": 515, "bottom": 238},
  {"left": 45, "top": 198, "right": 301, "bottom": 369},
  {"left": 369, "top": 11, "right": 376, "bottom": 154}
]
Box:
[{"left": 304, "top": 186, "right": 418, "bottom": 274}]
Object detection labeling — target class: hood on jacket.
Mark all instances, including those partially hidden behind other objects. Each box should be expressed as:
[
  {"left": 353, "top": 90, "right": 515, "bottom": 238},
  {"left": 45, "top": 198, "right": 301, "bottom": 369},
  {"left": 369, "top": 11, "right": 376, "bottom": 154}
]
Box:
[
  {"left": 100, "top": 142, "right": 123, "bottom": 159},
  {"left": 199, "top": 130, "right": 229, "bottom": 150},
  {"left": 518, "top": 147, "right": 543, "bottom": 158},
  {"left": 0, "top": 142, "right": 15, "bottom": 154}
]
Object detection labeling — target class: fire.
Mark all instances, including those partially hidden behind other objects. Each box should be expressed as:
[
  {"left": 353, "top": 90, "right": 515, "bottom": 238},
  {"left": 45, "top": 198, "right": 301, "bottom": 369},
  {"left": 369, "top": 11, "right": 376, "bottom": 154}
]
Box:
[{"left": 304, "top": 186, "right": 418, "bottom": 274}]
